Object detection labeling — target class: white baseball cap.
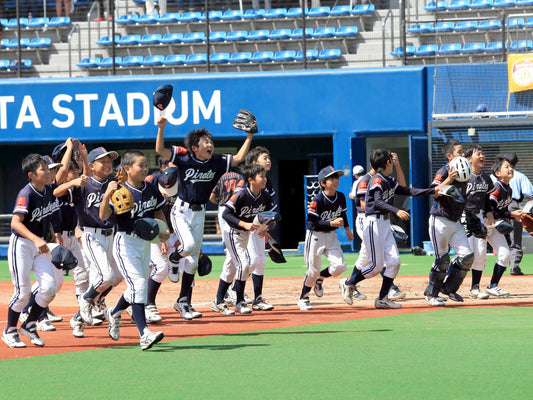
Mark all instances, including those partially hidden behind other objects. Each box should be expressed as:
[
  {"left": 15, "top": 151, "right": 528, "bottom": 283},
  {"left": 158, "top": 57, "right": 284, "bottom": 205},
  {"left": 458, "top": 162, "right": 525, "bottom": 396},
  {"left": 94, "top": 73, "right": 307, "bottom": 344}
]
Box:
[{"left": 352, "top": 165, "right": 365, "bottom": 176}]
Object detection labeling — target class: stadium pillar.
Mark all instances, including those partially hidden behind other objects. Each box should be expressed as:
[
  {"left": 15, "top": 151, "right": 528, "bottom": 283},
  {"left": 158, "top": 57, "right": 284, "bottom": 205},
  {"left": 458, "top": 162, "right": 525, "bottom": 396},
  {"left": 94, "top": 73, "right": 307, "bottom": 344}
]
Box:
[{"left": 333, "top": 130, "right": 354, "bottom": 245}]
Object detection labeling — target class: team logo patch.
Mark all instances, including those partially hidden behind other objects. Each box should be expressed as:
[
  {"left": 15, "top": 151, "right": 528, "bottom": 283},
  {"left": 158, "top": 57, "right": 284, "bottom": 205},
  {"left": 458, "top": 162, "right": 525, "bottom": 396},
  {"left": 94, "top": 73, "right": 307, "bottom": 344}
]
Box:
[
  {"left": 372, "top": 177, "right": 382, "bottom": 185},
  {"left": 176, "top": 146, "right": 187, "bottom": 155},
  {"left": 145, "top": 175, "right": 154, "bottom": 182},
  {"left": 16, "top": 197, "right": 27, "bottom": 208},
  {"left": 490, "top": 189, "right": 500, "bottom": 199},
  {"left": 434, "top": 174, "right": 443, "bottom": 182},
  {"left": 359, "top": 181, "right": 367, "bottom": 189},
  {"left": 308, "top": 201, "right": 317, "bottom": 212},
  {"left": 229, "top": 194, "right": 237, "bottom": 202}
]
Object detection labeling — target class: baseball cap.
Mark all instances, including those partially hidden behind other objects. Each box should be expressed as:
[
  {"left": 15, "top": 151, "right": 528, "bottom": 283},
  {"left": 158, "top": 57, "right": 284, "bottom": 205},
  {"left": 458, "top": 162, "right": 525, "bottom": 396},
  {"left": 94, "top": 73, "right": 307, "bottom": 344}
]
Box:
[
  {"left": 153, "top": 84, "right": 173, "bottom": 111},
  {"left": 43, "top": 155, "right": 62, "bottom": 169},
  {"left": 352, "top": 165, "right": 365, "bottom": 176},
  {"left": 88, "top": 147, "right": 119, "bottom": 163},
  {"left": 47, "top": 244, "right": 78, "bottom": 270},
  {"left": 52, "top": 139, "right": 80, "bottom": 163},
  {"left": 317, "top": 166, "right": 344, "bottom": 182},
  {"left": 158, "top": 166, "right": 178, "bottom": 197},
  {"left": 502, "top": 152, "right": 518, "bottom": 167}
]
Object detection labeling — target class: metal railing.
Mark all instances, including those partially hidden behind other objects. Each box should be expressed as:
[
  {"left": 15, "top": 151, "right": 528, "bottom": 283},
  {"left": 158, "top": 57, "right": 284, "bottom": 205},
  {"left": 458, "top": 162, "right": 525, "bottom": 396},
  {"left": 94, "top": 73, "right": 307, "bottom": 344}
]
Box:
[
  {"left": 0, "top": 214, "right": 12, "bottom": 243},
  {"left": 68, "top": 24, "right": 81, "bottom": 77},
  {"left": 87, "top": 1, "right": 102, "bottom": 59},
  {"left": 382, "top": 8, "right": 393, "bottom": 66}
]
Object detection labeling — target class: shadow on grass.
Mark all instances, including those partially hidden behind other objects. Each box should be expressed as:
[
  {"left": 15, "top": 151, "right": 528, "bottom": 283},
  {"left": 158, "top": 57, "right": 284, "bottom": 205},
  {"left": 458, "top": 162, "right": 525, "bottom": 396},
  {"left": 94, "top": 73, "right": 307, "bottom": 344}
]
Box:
[{"left": 150, "top": 343, "right": 270, "bottom": 352}]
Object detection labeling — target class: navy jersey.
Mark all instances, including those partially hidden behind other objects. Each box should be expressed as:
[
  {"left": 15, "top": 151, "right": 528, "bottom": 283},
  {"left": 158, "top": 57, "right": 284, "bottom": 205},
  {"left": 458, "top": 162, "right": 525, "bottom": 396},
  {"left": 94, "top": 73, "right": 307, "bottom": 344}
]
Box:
[
  {"left": 145, "top": 172, "right": 161, "bottom": 187},
  {"left": 57, "top": 187, "right": 78, "bottom": 231},
  {"left": 212, "top": 171, "right": 245, "bottom": 206},
  {"left": 12, "top": 183, "right": 57, "bottom": 238},
  {"left": 72, "top": 176, "right": 116, "bottom": 229},
  {"left": 114, "top": 181, "right": 166, "bottom": 232},
  {"left": 430, "top": 165, "right": 467, "bottom": 222},
  {"left": 489, "top": 180, "right": 513, "bottom": 220},
  {"left": 465, "top": 172, "right": 493, "bottom": 212},
  {"left": 306, "top": 190, "right": 348, "bottom": 232},
  {"left": 354, "top": 173, "right": 372, "bottom": 214},
  {"left": 170, "top": 145, "right": 232, "bottom": 204},
  {"left": 223, "top": 187, "right": 277, "bottom": 230},
  {"left": 265, "top": 179, "right": 276, "bottom": 198}
]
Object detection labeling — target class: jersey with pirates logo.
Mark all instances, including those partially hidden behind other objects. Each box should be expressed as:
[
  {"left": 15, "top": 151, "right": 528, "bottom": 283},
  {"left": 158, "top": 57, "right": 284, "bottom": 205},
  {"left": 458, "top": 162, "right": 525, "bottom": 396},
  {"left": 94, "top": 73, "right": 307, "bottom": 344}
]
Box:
[
  {"left": 114, "top": 181, "right": 166, "bottom": 232},
  {"left": 72, "top": 176, "right": 116, "bottom": 229},
  {"left": 170, "top": 145, "right": 232, "bottom": 204},
  {"left": 465, "top": 171, "right": 493, "bottom": 212},
  {"left": 306, "top": 190, "right": 348, "bottom": 232},
  {"left": 355, "top": 172, "right": 372, "bottom": 214},
  {"left": 12, "top": 183, "right": 57, "bottom": 238},
  {"left": 430, "top": 165, "right": 467, "bottom": 221},
  {"left": 223, "top": 187, "right": 276, "bottom": 230},
  {"left": 489, "top": 180, "right": 512, "bottom": 220}
]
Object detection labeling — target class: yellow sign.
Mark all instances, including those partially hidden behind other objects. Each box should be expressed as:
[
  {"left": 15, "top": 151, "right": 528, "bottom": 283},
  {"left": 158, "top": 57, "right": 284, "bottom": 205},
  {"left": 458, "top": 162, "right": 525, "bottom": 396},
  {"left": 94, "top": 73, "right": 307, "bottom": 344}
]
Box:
[{"left": 508, "top": 54, "right": 533, "bottom": 93}]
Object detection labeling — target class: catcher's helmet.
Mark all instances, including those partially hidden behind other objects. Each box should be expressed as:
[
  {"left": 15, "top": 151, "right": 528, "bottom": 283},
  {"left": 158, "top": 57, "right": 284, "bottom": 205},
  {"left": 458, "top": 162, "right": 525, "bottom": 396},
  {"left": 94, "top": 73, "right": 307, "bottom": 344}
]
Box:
[{"left": 450, "top": 156, "right": 472, "bottom": 182}]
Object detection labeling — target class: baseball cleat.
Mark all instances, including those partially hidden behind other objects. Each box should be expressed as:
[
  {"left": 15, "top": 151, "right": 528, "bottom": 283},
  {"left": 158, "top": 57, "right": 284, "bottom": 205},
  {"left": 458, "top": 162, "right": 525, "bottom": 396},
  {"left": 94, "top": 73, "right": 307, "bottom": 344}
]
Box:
[
  {"left": 104, "top": 308, "right": 121, "bottom": 341},
  {"left": 2, "top": 329, "right": 26, "bottom": 348},
  {"left": 211, "top": 301, "right": 235, "bottom": 315},
  {"left": 78, "top": 295, "right": 94, "bottom": 325},
  {"left": 168, "top": 263, "right": 180, "bottom": 283},
  {"left": 510, "top": 267, "right": 523, "bottom": 276},
  {"left": 353, "top": 286, "right": 367, "bottom": 300},
  {"left": 469, "top": 285, "right": 489, "bottom": 299},
  {"left": 174, "top": 300, "right": 193, "bottom": 320},
  {"left": 235, "top": 301, "right": 252, "bottom": 314},
  {"left": 189, "top": 306, "right": 202, "bottom": 319},
  {"left": 313, "top": 279, "right": 324, "bottom": 297},
  {"left": 339, "top": 278, "right": 354, "bottom": 305},
  {"left": 46, "top": 309, "right": 63, "bottom": 323},
  {"left": 448, "top": 292, "right": 464, "bottom": 302},
  {"left": 388, "top": 287, "right": 406, "bottom": 301},
  {"left": 70, "top": 316, "right": 85, "bottom": 338},
  {"left": 425, "top": 295, "right": 445, "bottom": 307},
  {"left": 19, "top": 323, "right": 45, "bottom": 347},
  {"left": 225, "top": 288, "right": 237, "bottom": 306},
  {"left": 36, "top": 318, "right": 56, "bottom": 332},
  {"left": 145, "top": 305, "right": 163, "bottom": 323},
  {"left": 375, "top": 297, "right": 402, "bottom": 309},
  {"left": 486, "top": 286, "right": 510, "bottom": 297},
  {"left": 297, "top": 298, "right": 312, "bottom": 311},
  {"left": 140, "top": 330, "right": 164, "bottom": 351},
  {"left": 252, "top": 296, "right": 274, "bottom": 311}
]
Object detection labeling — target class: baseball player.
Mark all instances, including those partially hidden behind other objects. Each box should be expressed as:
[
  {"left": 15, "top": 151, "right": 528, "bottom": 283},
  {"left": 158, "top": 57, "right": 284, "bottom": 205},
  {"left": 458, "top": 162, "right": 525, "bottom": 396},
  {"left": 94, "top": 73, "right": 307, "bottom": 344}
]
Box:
[
  {"left": 340, "top": 149, "right": 445, "bottom": 309},
  {"left": 423, "top": 139, "right": 473, "bottom": 306},
  {"left": 155, "top": 110, "right": 256, "bottom": 321},
  {"left": 297, "top": 166, "right": 354, "bottom": 311},
  {"left": 100, "top": 150, "right": 168, "bottom": 350},
  {"left": 2, "top": 154, "right": 58, "bottom": 348},
  {"left": 211, "top": 163, "right": 277, "bottom": 315}
]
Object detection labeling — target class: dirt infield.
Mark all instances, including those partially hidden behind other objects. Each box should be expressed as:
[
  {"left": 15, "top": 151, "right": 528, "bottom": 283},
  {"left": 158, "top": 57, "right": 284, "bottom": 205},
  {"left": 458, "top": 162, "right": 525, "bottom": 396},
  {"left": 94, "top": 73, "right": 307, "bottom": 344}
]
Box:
[{"left": 1, "top": 274, "right": 532, "bottom": 360}]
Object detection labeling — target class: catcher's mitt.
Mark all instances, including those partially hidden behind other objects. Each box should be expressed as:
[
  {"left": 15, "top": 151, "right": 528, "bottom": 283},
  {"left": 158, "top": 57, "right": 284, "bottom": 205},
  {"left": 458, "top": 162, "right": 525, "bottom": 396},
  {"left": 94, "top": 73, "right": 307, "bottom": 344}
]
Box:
[
  {"left": 520, "top": 212, "right": 533, "bottom": 236},
  {"left": 233, "top": 109, "right": 258, "bottom": 134},
  {"left": 464, "top": 210, "right": 487, "bottom": 239},
  {"left": 438, "top": 184, "right": 465, "bottom": 205},
  {"left": 112, "top": 185, "right": 134, "bottom": 215}
]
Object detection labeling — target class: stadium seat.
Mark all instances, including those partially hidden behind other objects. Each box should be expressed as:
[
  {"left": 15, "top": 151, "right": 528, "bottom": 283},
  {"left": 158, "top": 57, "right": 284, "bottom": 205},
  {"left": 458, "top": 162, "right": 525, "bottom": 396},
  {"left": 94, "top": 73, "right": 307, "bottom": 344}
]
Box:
[
  {"left": 180, "top": 12, "right": 202, "bottom": 22},
  {"left": 0, "top": 18, "right": 8, "bottom": 27},
  {"left": 121, "top": 56, "right": 144, "bottom": 67},
  {"left": 352, "top": 4, "right": 375, "bottom": 14},
  {"left": 331, "top": 5, "right": 352, "bottom": 16},
  {"left": 116, "top": 14, "right": 139, "bottom": 24},
  {"left": 454, "top": 21, "right": 478, "bottom": 31},
  {"left": 28, "top": 37, "right": 52, "bottom": 48},
  {"left": 226, "top": 31, "right": 249, "bottom": 41},
  {"left": 295, "top": 49, "right": 319, "bottom": 60},
  {"left": 286, "top": 7, "right": 305, "bottom": 17},
  {"left": 6, "top": 38, "right": 30, "bottom": 49},
  {"left": 117, "top": 35, "right": 141, "bottom": 46},
  {"left": 9, "top": 59, "right": 32, "bottom": 69},
  {"left": 142, "top": 55, "right": 165, "bottom": 66},
  {"left": 209, "top": 31, "right": 227, "bottom": 42},
  {"left": 77, "top": 57, "right": 101, "bottom": 68},
  {"left": 493, "top": 0, "right": 515, "bottom": 6},
  {"left": 138, "top": 14, "right": 159, "bottom": 24},
  {"left": 318, "top": 48, "right": 341, "bottom": 60},
  {"left": 96, "top": 36, "right": 121, "bottom": 46},
  {"left": 308, "top": 6, "right": 331, "bottom": 17},
  {"left": 407, "top": 24, "right": 422, "bottom": 34},
  {"left": 157, "top": 13, "right": 181, "bottom": 23},
  {"left": 447, "top": 0, "right": 470, "bottom": 10},
  {"left": 0, "top": 60, "right": 11, "bottom": 70},
  {"left": 415, "top": 44, "right": 438, "bottom": 56},
  {"left": 98, "top": 57, "right": 122, "bottom": 67},
  {"left": 470, "top": 0, "right": 494, "bottom": 7},
  {"left": 251, "top": 51, "right": 274, "bottom": 62},
  {"left": 424, "top": 1, "right": 448, "bottom": 11},
  {"left": 462, "top": 42, "right": 486, "bottom": 54},
  {"left": 221, "top": 10, "right": 243, "bottom": 20},
  {"left": 5, "top": 18, "right": 29, "bottom": 29},
  {"left": 527, "top": 17, "right": 533, "bottom": 27},
  {"left": 209, "top": 52, "right": 230, "bottom": 64},
  {"left": 434, "top": 21, "right": 455, "bottom": 32},
  {"left": 26, "top": 17, "right": 49, "bottom": 28},
  {"left": 229, "top": 52, "right": 252, "bottom": 63},
  {"left": 485, "top": 41, "right": 505, "bottom": 52},
  {"left": 510, "top": 40, "right": 533, "bottom": 52},
  {"left": 182, "top": 32, "right": 206, "bottom": 43},
  {"left": 243, "top": 9, "right": 265, "bottom": 19},
  {"left": 160, "top": 33, "right": 183, "bottom": 44},
  {"left": 201, "top": 11, "right": 223, "bottom": 21},
  {"left": 507, "top": 18, "right": 526, "bottom": 29},
  {"left": 417, "top": 23, "right": 435, "bottom": 33},
  {"left": 48, "top": 16, "right": 70, "bottom": 27},
  {"left": 140, "top": 34, "right": 162, "bottom": 45},
  {"left": 290, "top": 28, "right": 314, "bottom": 39},
  {"left": 248, "top": 30, "right": 270, "bottom": 40},
  {"left": 391, "top": 46, "right": 416, "bottom": 57},
  {"left": 264, "top": 8, "right": 288, "bottom": 19},
  {"left": 311, "top": 27, "right": 336, "bottom": 38},
  {"left": 437, "top": 43, "right": 462, "bottom": 55},
  {"left": 164, "top": 54, "right": 186, "bottom": 65},
  {"left": 269, "top": 29, "right": 292, "bottom": 40},
  {"left": 1, "top": 39, "right": 9, "bottom": 49},
  {"left": 186, "top": 53, "right": 207, "bottom": 64},
  {"left": 273, "top": 50, "right": 296, "bottom": 62},
  {"left": 478, "top": 20, "right": 502, "bottom": 30},
  {"left": 516, "top": 0, "right": 533, "bottom": 5},
  {"left": 335, "top": 26, "right": 359, "bottom": 37}
]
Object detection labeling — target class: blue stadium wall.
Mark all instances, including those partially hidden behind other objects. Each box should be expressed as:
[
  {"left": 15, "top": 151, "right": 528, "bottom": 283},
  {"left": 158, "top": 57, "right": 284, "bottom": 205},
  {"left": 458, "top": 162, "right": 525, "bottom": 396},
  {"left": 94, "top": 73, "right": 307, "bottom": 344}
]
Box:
[{"left": 0, "top": 67, "right": 432, "bottom": 248}]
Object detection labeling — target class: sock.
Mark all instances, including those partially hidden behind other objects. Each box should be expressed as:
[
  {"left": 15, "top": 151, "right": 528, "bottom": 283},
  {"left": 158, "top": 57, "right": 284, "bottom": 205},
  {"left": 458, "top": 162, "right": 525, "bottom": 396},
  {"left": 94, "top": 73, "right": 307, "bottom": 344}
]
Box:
[
  {"left": 132, "top": 303, "right": 147, "bottom": 336},
  {"left": 319, "top": 267, "right": 332, "bottom": 278},
  {"left": 234, "top": 279, "right": 246, "bottom": 304},
  {"left": 7, "top": 308, "right": 21, "bottom": 330},
  {"left": 252, "top": 273, "right": 263, "bottom": 299},
  {"left": 300, "top": 285, "right": 311, "bottom": 299},
  {"left": 346, "top": 268, "right": 365, "bottom": 286},
  {"left": 188, "top": 285, "right": 194, "bottom": 304},
  {"left": 22, "top": 291, "right": 36, "bottom": 313},
  {"left": 146, "top": 278, "right": 161, "bottom": 306},
  {"left": 111, "top": 295, "right": 130, "bottom": 318},
  {"left": 26, "top": 302, "right": 46, "bottom": 325},
  {"left": 471, "top": 269, "right": 482, "bottom": 287},
  {"left": 379, "top": 276, "right": 394, "bottom": 300},
  {"left": 83, "top": 286, "right": 98, "bottom": 301},
  {"left": 489, "top": 263, "right": 506, "bottom": 287},
  {"left": 216, "top": 279, "right": 232, "bottom": 304},
  {"left": 179, "top": 272, "right": 195, "bottom": 302}
]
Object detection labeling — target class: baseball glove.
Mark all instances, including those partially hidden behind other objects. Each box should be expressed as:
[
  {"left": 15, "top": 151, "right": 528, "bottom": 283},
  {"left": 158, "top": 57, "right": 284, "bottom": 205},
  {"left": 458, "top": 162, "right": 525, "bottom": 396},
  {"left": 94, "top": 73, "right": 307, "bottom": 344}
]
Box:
[
  {"left": 233, "top": 109, "right": 258, "bottom": 134},
  {"left": 464, "top": 210, "right": 487, "bottom": 239},
  {"left": 197, "top": 251, "right": 213, "bottom": 276},
  {"left": 438, "top": 184, "right": 465, "bottom": 205},
  {"left": 112, "top": 185, "right": 134, "bottom": 215},
  {"left": 391, "top": 224, "right": 409, "bottom": 246},
  {"left": 115, "top": 166, "right": 128, "bottom": 185},
  {"left": 520, "top": 213, "right": 533, "bottom": 236}
]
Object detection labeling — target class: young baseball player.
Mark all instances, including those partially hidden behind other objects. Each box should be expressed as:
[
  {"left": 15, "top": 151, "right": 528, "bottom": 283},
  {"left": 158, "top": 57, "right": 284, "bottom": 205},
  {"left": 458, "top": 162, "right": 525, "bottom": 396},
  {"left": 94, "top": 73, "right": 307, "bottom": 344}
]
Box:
[
  {"left": 211, "top": 163, "right": 277, "bottom": 315},
  {"left": 340, "top": 149, "right": 445, "bottom": 309},
  {"left": 100, "top": 150, "right": 169, "bottom": 350},
  {"left": 297, "top": 166, "right": 354, "bottom": 311},
  {"left": 155, "top": 111, "right": 255, "bottom": 320},
  {"left": 2, "top": 154, "right": 58, "bottom": 348},
  {"left": 423, "top": 139, "right": 473, "bottom": 306}
]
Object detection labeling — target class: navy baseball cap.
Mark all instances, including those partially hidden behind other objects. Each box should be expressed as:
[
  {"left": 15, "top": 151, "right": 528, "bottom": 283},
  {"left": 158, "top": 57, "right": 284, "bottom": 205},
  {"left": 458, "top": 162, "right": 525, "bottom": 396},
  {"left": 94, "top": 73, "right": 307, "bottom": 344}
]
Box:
[
  {"left": 134, "top": 218, "right": 160, "bottom": 241},
  {"left": 49, "top": 244, "right": 78, "bottom": 270},
  {"left": 43, "top": 155, "right": 62, "bottom": 169},
  {"left": 52, "top": 139, "right": 80, "bottom": 163},
  {"left": 317, "top": 166, "right": 344, "bottom": 182},
  {"left": 502, "top": 153, "right": 518, "bottom": 167},
  {"left": 153, "top": 84, "right": 173, "bottom": 111},
  {"left": 158, "top": 167, "right": 178, "bottom": 197},
  {"left": 88, "top": 147, "right": 119, "bottom": 163}
]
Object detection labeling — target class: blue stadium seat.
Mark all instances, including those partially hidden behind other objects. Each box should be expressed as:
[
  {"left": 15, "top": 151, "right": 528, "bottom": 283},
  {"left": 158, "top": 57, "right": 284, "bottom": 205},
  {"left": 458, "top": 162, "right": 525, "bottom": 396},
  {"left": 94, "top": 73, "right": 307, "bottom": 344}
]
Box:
[
  {"left": 209, "top": 31, "right": 227, "bottom": 42},
  {"left": 437, "top": 43, "right": 462, "bottom": 55},
  {"left": 391, "top": 46, "right": 416, "bottom": 57},
  {"left": 352, "top": 4, "right": 375, "bottom": 14},
  {"left": 291, "top": 28, "right": 314, "bottom": 39},
  {"left": 424, "top": 1, "right": 448, "bottom": 11},
  {"left": 229, "top": 52, "right": 252, "bottom": 63},
  {"left": 180, "top": 12, "right": 202, "bottom": 22},
  {"left": 0, "top": 18, "right": 8, "bottom": 27},
  {"left": 96, "top": 36, "right": 121, "bottom": 46},
  {"left": 312, "top": 27, "right": 336, "bottom": 38},
  {"left": 182, "top": 32, "right": 206, "bottom": 43},
  {"left": 98, "top": 57, "right": 122, "bottom": 67},
  {"left": 201, "top": 11, "right": 223, "bottom": 21},
  {"left": 415, "top": 44, "right": 438, "bottom": 56},
  {"left": 209, "top": 52, "right": 230, "bottom": 64},
  {"left": 6, "top": 38, "right": 30, "bottom": 49},
  {"left": 164, "top": 54, "right": 186, "bottom": 65},
  {"left": 248, "top": 30, "right": 270, "bottom": 40},
  {"left": 434, "top": 21, "right": 455, "bottom": 32},
  {"left": 0, "top": 60, "right": 11, "bottom": 70},
  {"left": 28, "top": 37, "right": 52, "bottom": 48},
  {"left": 121, "top": 55, "right": 144, "bottom": 67},
  {"left": 331, "top": 5, "right": 352, "bottom": 16},
  {"left": 186, "top": 53, "right": 207, "bottom": 64},
  {"left": 10, "top": 59, "right": 32, "bottom": 69},
  {"left": 494, "top": 0, "right": 515, "bottom": 6},
  {"left": 5, "top": 18, "right": 29, "bottom": 29},
  {"left": 527, "top": 17, "right": 533, "bottom": 27},
  {"left": 407, "top": 24, "right": 421, "bottom": 34},
  {"left": 510, "top": 40, "right": 533, "bottom": 51},
  {"left": 470, "top": 0, "right": 493, "bottom": 7},
  {"left": 295, "top": 49, "right": 319, "bottom": 60},
  {"left": 447, "top": 0, "right": 471, "bottom": 10},
  {"left": 417, "top": 23, "right": 435, "bottom": 33},
  {"left": 27, "top": 17, "right": 49, "bottom": 28},
  {"left": 251, "top": 51, "right": 274, "bottom": 62},
  {"left": 142, "top": 55, "right": 165, "bottom": 66},
  {"left": 243, "top": 9, "right": 265, "bottom": 19},
  {"left": 286, "top": 7, "right": 305, "bottom": 17},
  {"left": 318, "top": 48, "right": 341, "bottom": 60},
  {"left": 308, "top": 6, "right": 330, "bottom": 17},
  {"left": 507, "top": 17, "right": 526, "bottom": 29},
  {"left": 478, "top": 20, "right": 502, "bottom": 30},
  {"left": 462, "top": 42, "right": 486, "bottom": 54},
  {"left": 1, "top": 39, "right": 9, "bottom": 49},
  {"left": 273, "top": 50, "right": 296, "bottom": 62},
  {"left": 48, "top": 17, "right": 70, "bottom": 27},
  {"left": 485, "top": 41, "right": 505, "bottom": 52},
  {"left": 138, "top": 14, "right": 159, "bottom": 24},
  {"left": 160, "top": 33, "right": 183, "bottom": 44},
  {"left": 226, "top": 31, "right": 249, "bottom": 41},
  {"left": 157, "top": 13, "right": 181, "bottom": 23},
  {"left": 335, "top": 26, "right": 359, "bottom": 37},
  {"left": 454, "top": 21, "right": 478, "bottom": 31},
  {"left": 269, "top": 29, "right": 291, "bottom": 40},
  {"left": 116, "top": 14, "right": 139, "bottom": 24},
  {"left": 140, "top": 34, "right": 162, "bottom": 45},
  {"left": 516, "top": 0, "right": 533, "bottom": 4},
  {"left": 76, "top": 57, "right": 101, "bottom": 68},
  {"left": 117, "top": 34, "right": 141, "bottom": 46},
  {"left": 264, "top": 8, "right": 288, "bottom": 19},
  {"left": 221, "top": 10, "right": 243, "bottom": 20}
]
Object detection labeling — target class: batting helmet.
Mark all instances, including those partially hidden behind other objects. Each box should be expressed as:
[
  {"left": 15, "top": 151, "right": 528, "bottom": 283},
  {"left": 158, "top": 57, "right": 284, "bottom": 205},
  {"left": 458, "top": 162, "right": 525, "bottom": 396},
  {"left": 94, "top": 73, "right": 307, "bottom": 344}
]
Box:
[{"left": 450, "top": 156, "right": 472, "bottom": 182}]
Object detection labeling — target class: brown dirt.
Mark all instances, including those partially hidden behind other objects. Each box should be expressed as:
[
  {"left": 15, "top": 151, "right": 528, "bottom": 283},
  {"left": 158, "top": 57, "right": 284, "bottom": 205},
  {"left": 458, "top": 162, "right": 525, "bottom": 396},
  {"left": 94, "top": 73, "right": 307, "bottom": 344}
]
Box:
[{"left": 1, "top": 274, "right": 532, "bottom": 360}]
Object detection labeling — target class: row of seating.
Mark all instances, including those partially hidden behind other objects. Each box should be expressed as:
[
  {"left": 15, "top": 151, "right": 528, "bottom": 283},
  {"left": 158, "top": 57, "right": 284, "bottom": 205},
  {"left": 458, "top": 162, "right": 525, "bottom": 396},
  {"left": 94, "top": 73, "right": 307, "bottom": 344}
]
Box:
[
  {"left": 408, "top": 17, "right": 533, "bottom": 33},
  {"left": 78, "top": 48, "right": 342, "bottom": 68},
  {"left": 3, "top": 0, "right": 88, "bottom": 8},
  {"left": 424, "top": 0, "right": 533, "bottom": 11},
  {"left": 392, "top": 40, "right": 532, "bottom": 56},
  {"left": 0, "top": 17, "right": 71, "bottom": 29},
  {"left": 0, "top": 59, "right": 33, "bottom": 70},
  {"left": 1, "top": 38, "right": 52, "bottom": 49},
  {"left": 96, "top": 26, "right": 359, "bottom": 46},
  {"left": 117, "top": 5, "right": 375, "bottom": 25}
]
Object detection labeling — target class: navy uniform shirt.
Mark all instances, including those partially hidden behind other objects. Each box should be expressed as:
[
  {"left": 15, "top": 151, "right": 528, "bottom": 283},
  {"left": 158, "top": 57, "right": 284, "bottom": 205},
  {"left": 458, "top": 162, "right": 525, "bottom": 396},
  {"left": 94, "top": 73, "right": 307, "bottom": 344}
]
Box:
[
  {"left": 306, "top": 190, "right": 349, "bottom": 232},
  {"left": 147, "top": 173, "right": 175, "bottom": 234},
  {"left": 114, "top": 181, "right": 166, "bottom": 233},
  {"left": 430, "top": 165, "right": 467, "bottom": 222},
  {"left": 145, "top": 172, "right": 161, "bottom": 187},
  {"left": 72, "top": 176, "right": 116, "bottom": 229},
  {"left": 265, "top": 179, "right": 276, "bottom": 198},
  {"left": 465, "top": 172, "right": 493, "bottom": 213},
  {"left": 489, "top": 180, "right": 513, "bottom": 220},
  {"left": 170, "top": 145, "right": 232, "bottom": 205},
  {"left": 12, "top": 183, "right": 57, "bottom": 238},
  {"left": 212, "top": 171, "right": 245, "bottom": 206},
  {"left": 57, "top": 187, "right": 78, "bottom": 232},
  {"left": 223, "top": 187, "right": 276, "bottom": 231},
  {"left": 355, "top": 173, "right": 372, "bottom": 214}
]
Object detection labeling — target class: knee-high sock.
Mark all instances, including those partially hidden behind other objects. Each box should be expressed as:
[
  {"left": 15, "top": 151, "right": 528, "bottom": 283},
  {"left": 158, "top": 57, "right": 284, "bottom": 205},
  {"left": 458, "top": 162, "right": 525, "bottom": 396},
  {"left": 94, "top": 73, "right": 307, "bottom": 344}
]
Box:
[
  {"left": 234, "top": 279, "right": 246, "bottom": 304},
  {"left": 179, "top": 272, "right": 195, "bottom": 302},
  {"left": 216, "top": 279, "right": 232, "bottom": 304},
  {"left": 300, "top": 285, "right": 311, "bottom": 299},
  {"left": 471, "top": 269, "right": 482, "bottom": 287},
  {"left": 252, "top": 273, "right": 263, "bottom": 299},
  {"left": 346, "top": 268, "right": 365, "bottom": 286},
  {"left": 379, "top": 276, "right": 394, "bottom": 300},
  {"left": 111, "top": 295, "right": 130, "bottom": 318},
  {"left": 489, "top": 263, "right": 506, "bottom": 287},
  {"left": 146, "top": 278, "right": 161, "bottom": 306},
  {"left": 132, "top": 303, "right": 147, "bottom": 336}
]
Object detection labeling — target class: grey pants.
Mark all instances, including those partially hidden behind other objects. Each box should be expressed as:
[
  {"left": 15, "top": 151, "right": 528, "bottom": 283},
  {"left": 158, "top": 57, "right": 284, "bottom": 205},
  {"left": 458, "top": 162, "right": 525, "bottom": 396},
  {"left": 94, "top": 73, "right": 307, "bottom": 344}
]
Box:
[{"left": 508, "top": 200, "right": 523, "bottom": 270}]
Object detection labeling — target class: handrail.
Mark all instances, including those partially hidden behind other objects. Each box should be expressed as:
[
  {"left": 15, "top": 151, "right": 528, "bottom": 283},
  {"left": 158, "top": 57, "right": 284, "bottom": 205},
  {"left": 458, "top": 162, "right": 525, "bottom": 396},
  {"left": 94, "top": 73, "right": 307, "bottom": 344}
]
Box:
[
  {"left": 87, "top": 1, "right": 102, "bottom": 58},
  {"left": 382, "top": 9, "right": 392, "bottom": 67},
  {"left": 68, "top": 23, "right": 81, "bottom": 77}
]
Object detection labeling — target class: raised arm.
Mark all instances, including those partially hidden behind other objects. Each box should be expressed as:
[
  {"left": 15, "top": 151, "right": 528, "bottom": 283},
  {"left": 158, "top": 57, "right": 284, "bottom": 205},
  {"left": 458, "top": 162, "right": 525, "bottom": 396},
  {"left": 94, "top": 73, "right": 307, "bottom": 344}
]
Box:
[
  {"left": 55, "top": 138, "right": 75, "bottom": 185},
  {"left": 391, "top": 153, "right": 406, "bottom": 187},
  {"left": 231, "top": 132, "right": 254, "bottom": 166},
  {"left": 155, "top": 116, "right": 173, "bottom": 162}
]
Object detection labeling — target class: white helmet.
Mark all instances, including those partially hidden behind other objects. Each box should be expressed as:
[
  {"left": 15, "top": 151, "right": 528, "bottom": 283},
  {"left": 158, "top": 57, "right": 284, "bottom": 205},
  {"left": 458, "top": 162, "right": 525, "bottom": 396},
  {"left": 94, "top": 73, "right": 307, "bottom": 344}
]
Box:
[{"left": 450, "top": 156, "right": 472, "bottom": 182}]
